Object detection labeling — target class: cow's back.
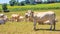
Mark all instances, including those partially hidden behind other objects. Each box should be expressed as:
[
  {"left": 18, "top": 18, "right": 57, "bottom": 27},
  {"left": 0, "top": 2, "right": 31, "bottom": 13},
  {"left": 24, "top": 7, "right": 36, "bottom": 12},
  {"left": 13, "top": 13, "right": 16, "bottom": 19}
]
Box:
[{"left": 33, "top": 11, "right": 55, "bottom": 24}]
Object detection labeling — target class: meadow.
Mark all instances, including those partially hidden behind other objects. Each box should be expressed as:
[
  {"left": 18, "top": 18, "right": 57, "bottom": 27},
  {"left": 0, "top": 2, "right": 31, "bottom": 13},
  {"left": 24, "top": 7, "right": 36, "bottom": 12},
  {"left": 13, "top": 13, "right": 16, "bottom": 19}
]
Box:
[
  {"left": 0, "top": 9, "right": 60, "bottom": 34},
  {"left": 0, "top": 3, "right": 60, "bottom": 11},
  {"left": 0, "top": 3, "right": 60, "bottom": 34}
]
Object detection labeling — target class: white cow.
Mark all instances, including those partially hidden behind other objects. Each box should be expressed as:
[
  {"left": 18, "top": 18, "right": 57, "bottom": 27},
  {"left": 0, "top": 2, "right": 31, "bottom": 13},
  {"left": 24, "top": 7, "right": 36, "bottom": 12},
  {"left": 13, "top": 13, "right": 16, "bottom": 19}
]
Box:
[
  {"left": 0, "top": 14, "right": 4, "bottom": 18},
  {"left": 25, "top": 10, "right": 56, "bottom": 30},
  {"left": 25, "top": 10, "right": 34, "bottom": 22}
]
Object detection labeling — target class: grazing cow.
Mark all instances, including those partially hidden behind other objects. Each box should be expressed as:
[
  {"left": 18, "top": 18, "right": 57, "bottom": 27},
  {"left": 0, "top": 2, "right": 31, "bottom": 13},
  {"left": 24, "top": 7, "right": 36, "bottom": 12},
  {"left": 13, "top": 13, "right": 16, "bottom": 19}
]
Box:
[
  {"left": 25, "top": 10, "right": 56, "bottom": 30},
  {"left": 11, "top": 14, "right": 20, "bottom": 22}
]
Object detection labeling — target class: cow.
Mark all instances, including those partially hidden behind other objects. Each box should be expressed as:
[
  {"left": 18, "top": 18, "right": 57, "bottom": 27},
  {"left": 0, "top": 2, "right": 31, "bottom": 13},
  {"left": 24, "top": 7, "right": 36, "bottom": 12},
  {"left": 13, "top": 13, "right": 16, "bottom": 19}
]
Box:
[
  {"left": 25, "top": 10, "right": 56, "bottom": 30},
  {"left": 25, "top": 10, "right": 34, "bottom": 22},
  {"left": 10, "top": 14, "right": 25, "bottom": 22},
  {"left": 19, "top": 16, "right": 25, "bottom": 22},
  {"left": 0, "top": 14, "right": 4, "bottom": 18},
  {"left": 0, "top": 14, "right": 8, "bottom": 24},
  {"left": 0, "top": 14, "right": 8, "bottom": 21},
  {"left": 11, "top": 14, "right": 20, "bottom": 22}
]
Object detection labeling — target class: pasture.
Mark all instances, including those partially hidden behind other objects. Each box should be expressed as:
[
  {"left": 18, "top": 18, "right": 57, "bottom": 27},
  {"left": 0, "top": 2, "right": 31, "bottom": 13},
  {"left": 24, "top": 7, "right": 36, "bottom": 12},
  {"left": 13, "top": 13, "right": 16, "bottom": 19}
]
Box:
[
  {"left": 0, "top": 9, "right": 60, "bottom": 34},
  {"left": 0, "top": 3, "right": 60, "bottom": 11}
]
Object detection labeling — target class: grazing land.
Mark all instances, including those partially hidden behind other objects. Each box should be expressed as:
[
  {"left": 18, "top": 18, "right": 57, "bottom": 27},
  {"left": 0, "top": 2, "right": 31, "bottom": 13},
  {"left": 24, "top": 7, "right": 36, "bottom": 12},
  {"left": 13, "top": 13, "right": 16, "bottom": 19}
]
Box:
[
  {"left": 0, "top": 3, "right": 60, "bottom": 11},
  {"left": 0, "top": 9, "right": 60, "bottom": 34}
]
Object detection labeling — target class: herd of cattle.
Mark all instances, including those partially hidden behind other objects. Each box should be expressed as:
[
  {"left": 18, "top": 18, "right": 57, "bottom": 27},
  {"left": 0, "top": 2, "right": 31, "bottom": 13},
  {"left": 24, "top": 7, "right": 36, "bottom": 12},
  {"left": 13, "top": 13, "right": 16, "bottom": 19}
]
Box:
[{"left": 0, "top": 10, "right": 57, "bottom": 30}]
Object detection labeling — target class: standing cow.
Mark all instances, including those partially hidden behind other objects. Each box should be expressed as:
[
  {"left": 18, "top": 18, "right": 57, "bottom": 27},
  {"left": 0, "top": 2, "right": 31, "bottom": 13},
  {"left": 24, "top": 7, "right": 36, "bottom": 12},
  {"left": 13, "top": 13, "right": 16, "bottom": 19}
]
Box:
[{"left": 25, "top": 10, "right": 56, "bottom": 30}]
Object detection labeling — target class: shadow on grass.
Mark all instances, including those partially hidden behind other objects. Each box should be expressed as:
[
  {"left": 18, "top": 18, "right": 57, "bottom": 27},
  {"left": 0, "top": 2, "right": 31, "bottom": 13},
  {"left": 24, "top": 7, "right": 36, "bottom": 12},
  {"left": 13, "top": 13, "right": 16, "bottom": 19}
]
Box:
[{"left": 34, "top": 28, "right": 60, "bottom": 31}]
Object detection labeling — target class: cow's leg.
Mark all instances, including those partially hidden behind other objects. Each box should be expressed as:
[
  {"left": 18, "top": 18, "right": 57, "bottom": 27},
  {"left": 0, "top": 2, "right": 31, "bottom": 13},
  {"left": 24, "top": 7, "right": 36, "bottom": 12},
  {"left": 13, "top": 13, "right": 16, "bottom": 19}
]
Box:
[
  {"left": 53, "top": 13, "right": 56, "bottom": 30},
  {"left": 33, "top": 19, "right": 36, "bottom": 30},
  {"left": 50, "top": 21, "right": 56, "bottom": 30},
  {"left": 50, "top": 23, "right": 53, "bottom": 30},
  {"left": 53, "top": 21, "right": 56, "bottom": 30}
]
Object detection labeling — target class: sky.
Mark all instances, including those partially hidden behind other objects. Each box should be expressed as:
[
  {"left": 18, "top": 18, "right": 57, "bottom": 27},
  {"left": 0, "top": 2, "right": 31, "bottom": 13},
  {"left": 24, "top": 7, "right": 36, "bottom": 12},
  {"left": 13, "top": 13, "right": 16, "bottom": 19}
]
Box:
[{"left": 0, "top": 0, "right": 25, "bottom": 4}]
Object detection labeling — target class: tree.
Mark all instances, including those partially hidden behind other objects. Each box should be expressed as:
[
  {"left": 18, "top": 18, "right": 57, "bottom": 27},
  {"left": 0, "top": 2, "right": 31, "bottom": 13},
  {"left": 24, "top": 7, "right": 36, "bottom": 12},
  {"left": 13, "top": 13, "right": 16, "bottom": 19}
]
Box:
[
  {"left": 16, "top": 0, "right": 19, "bottom": 5},
  {"left": 9, "top": 0, "right": 16, "bottom": 6},
  {"left": 9, "top": 0, "right": 20, "bottom": 6},
  {"left": 29, "top": 0, "right": 36, "bottom": 5},
  {"left": 25, "top": 0, "right": 30, "bottom": 4}
]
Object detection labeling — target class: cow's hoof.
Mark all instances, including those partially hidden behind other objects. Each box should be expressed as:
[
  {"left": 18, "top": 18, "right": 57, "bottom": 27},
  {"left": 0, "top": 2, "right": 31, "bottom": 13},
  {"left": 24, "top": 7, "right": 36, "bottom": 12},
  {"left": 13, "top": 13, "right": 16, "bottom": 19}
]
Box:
[
  {"left": 0, "top": 23, "right": 1, "bottom": 25},
  {"left": 34, "top": 28, "right": 36, "bottom": 30},
  {"left": 52, "top": 28, "right": 55, "bottom": 31},
  {"left": 33, "top": 28, "right": 36, "bottom": 30},
  {"left": 50, "top": 29, "right": 52, "bottom": 31}
]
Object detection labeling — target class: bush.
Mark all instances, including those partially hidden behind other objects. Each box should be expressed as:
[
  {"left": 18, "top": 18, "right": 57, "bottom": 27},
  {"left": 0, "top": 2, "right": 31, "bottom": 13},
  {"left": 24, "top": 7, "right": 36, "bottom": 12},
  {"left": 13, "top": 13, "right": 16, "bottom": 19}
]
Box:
[
  {"left": 2, "top": 3, "right": 9, "bottom": 12},
  {"left": 2, "top": 3, "right": 7, "bottom": 10}
]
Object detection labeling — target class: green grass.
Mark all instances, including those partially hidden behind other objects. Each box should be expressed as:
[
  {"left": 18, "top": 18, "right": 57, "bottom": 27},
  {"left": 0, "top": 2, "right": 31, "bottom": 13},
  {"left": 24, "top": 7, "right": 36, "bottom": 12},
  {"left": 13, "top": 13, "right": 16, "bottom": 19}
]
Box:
[
  {"left": 0, "top": 9, "right": 60, "bottom": 34},
  {"left": 0, "top": 3, "right": 60, "bottom": 11}
]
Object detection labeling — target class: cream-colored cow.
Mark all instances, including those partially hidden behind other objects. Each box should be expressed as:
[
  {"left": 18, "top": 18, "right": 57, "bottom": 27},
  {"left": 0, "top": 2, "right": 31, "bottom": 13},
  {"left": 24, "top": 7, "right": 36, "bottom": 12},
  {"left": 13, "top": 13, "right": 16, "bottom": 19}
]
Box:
[
  {"left": 25, "top": 10, "right": 56, "bottom": 30},
  {"left": 11, "top": 14, "right": 20, "bottom": 22}
]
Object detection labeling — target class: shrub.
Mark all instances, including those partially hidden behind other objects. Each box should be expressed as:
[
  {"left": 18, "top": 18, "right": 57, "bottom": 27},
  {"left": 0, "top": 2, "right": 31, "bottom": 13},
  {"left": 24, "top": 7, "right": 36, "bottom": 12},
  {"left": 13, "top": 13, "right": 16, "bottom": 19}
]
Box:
[
  {"left": 2, "top": 3, "right": 9, "bottom": 12},
  {"left": 2, "top": 3, "right": 7, "bottom": 10}
]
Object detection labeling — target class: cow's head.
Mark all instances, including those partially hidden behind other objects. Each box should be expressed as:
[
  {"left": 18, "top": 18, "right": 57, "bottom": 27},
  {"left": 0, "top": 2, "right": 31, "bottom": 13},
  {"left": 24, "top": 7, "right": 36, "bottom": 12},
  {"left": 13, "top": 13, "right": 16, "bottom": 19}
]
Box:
[
  {"left": 0, "top": 14, "right": 5, "bottom": 18},
  {"left": 25, "top": 10, "right": 34, "bottom": 18}
]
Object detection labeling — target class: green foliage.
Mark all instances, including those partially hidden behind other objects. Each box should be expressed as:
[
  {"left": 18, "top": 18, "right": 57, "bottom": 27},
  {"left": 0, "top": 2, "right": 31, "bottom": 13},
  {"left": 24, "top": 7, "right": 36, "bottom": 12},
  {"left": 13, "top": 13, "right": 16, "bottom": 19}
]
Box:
[
  {"left": 9, "top": 1, "right": 15, "bottom": 6},
  {"left": 19, "top": 1, "right": 26, "bottom": 6},
  {"left": 8, "top": 3, "right": 60, "bottom": 11},
  {"left": 2, "top": 3, "right": 9, "bottom": 12},
  {"left": 2, "top": 3, "right": 7, "bottom": 10},
  {"left": 9, "top": 0, "right": 18, "bottom": 6},
  {"left": 0, "top": 3, "right": 60, "bottom": 11}
]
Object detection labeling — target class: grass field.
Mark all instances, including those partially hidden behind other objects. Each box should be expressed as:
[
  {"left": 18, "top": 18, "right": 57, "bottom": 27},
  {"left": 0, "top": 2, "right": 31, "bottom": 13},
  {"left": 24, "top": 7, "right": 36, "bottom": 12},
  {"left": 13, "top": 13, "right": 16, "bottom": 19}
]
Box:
[
  {"left": 0, "top": 9, "right": 60, "bottom": 34},
  {"left": 0, "top": 3, "right": 60, "bottom": 11}
]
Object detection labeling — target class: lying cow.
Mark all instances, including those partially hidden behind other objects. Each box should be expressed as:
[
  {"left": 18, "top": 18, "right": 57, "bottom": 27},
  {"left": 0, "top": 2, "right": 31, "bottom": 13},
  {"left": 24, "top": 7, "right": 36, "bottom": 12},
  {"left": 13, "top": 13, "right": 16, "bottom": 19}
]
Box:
[
  {"left": 10, "top": 14, "right": 25, "bottom": 22},
  {"left": 0, "top": 14, "right": 8, "bottom": 24},
  {"left": 25, "top": 10, "right": 56, "bottom": 30},
  {"left": 0, "top": 14, "right": 8, "bottom": 21},
  {"left": 19, "top": 16, "right": 25, "bottom": 22},
  {"left": 11, "top": 14, "right": 20, "bottom": 22}
]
